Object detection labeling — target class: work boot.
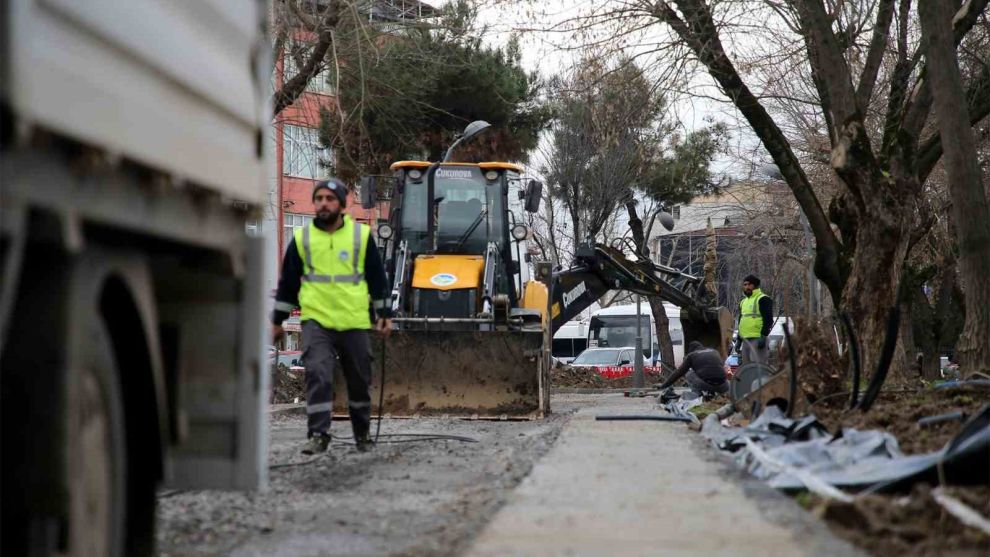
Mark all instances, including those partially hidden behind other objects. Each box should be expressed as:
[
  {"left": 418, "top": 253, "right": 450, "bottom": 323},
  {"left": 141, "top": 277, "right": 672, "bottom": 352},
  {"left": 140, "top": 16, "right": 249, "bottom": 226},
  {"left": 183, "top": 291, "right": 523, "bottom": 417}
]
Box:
[
  {"left": 302, "top": 433, "right": 330, "bottom": 455},
  {"left": 355, "top": 433, "right": 375, "bottom": 453}
]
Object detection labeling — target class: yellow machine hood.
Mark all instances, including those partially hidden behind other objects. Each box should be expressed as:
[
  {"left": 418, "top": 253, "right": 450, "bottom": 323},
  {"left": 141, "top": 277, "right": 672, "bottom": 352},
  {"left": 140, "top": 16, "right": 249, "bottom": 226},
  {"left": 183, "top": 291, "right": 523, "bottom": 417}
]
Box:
[{"left": 411, "top": 255, "right": 485, "bottom": 291}]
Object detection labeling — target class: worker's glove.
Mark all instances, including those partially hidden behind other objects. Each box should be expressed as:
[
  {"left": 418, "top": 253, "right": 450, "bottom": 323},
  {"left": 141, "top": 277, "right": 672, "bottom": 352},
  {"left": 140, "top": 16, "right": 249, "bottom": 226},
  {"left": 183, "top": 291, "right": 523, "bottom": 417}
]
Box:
[
  {"left": 659, "top": 387, "right": 679, "bottom": 403},
  {"left": 756, "top": 336, "right": 767, "bottom": 350}
]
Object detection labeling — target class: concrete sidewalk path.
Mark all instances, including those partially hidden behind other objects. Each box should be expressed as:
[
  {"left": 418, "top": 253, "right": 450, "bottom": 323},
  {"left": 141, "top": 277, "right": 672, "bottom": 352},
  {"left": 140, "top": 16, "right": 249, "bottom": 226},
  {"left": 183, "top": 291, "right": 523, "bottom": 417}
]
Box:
[{"left": 465, "top": 394, "right": 863, "bottom": 557}]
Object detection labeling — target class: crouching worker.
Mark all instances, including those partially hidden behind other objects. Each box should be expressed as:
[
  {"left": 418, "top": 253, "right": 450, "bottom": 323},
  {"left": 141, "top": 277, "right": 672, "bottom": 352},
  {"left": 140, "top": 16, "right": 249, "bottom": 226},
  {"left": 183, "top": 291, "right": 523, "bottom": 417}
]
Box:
[
  {"left": 271, "top": 178, "right": 392, "bottom": 455},
  {"left": 655, "top": 341, "right": 728, "bottom": 395}
]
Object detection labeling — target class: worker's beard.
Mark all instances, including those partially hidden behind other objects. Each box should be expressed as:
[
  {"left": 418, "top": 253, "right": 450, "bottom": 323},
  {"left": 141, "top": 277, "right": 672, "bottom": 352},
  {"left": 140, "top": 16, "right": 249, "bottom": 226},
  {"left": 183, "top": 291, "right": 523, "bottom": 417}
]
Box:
[{"left": 314, "top": 207, "right": 341, "bottom": 229}]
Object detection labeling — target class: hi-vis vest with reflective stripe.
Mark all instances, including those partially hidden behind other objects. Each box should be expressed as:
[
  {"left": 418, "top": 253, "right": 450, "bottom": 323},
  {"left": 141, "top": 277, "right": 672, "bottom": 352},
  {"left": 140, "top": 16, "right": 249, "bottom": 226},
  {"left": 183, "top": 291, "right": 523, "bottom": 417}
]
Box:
[
  {"left": 295, "top": 216, "right": 372, "bottom": 330},
  {"left": 738, "top": 288, "right": 766, "bottom": 339}
]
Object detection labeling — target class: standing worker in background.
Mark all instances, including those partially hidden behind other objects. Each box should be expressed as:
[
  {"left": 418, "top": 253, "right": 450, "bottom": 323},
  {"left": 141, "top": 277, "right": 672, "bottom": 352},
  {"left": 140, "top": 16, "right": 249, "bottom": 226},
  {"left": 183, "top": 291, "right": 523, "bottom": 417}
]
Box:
[
  {"left": 735, "top": 274, "right": 773, "bottom": 366},
  {"left": 271, "top": 178, "right": 392, "bottom": 455}
]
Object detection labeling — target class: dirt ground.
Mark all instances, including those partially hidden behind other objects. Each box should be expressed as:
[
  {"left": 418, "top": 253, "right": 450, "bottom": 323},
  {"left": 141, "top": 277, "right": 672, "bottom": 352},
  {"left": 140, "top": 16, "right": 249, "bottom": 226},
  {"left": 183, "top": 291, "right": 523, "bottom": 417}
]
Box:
[
  {"left": 156, "top": 405, "right": 572, "bottom": 556},
  {"left": 550, "top": 364, "right": 663, "bottom": 389},
  {"left": 805, "top": 485, "right": 990, "bottom": 557},
  {"left": 788, "top": 384, "right": 990, "bottom": 556},
  {"left": 162, "top": 381, "right": 987, "bottom": 557},
  {"left": 810, "top": 385, "right": 989, "bottom": 454},
  {"left": 271, "top": 363, "right": 305, "bottom": 404}
]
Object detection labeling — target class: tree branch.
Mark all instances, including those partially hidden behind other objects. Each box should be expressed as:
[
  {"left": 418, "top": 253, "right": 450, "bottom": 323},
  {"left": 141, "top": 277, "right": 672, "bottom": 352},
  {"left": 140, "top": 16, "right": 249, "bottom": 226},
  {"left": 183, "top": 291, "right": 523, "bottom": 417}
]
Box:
[
  {"left": 917, "top": 65, "right": 990, "bottom": 184},
  {"left": 272, "top": 1, "right": 342, "bottom": 117},
  {"left": 900, "top": 0, "right": 990, "bottom": 139},
  {"left": 657, "top": 0, "right": 845, "bottom": 298},
  {"left": 793, "top": 0, "right": 861, "bottom": 125},
  {"left": 881, "top": 0, "right": 912, "bottom": 156},
  {"left": 856, "top": 0, "right": 896, "bottom": 108}
]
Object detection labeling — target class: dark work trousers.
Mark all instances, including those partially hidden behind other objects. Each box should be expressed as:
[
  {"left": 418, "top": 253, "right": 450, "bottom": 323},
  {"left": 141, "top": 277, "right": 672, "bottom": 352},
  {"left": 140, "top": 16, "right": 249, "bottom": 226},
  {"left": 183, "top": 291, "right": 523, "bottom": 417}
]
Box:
[
  {"left": 686, "top": 370, "right": 729, "bottom": 395},
  {"left": 301, "top": 320, "right": 373, "bottom": 439},
  {"left": 740, "top": 338, "right": 769, "bottom": 366}
]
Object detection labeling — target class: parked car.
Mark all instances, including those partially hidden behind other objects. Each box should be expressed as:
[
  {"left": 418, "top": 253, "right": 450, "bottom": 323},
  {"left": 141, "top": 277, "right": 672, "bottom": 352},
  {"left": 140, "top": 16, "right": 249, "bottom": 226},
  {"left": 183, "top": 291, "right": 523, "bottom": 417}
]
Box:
[
  {"left": 725, "top": 353, "right": 740, "bottom": 377},
  {"left": 570, "top": 347, "right": 637, "bottom": 368},
  {"left": 268, "top": 346, "right": 303, "bottom": 368}
]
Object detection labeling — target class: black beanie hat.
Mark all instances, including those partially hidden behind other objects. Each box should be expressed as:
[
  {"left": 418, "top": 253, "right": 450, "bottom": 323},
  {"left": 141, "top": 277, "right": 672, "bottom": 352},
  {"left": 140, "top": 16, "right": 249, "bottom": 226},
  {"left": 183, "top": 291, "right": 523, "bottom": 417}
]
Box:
[
  {"left": 688, "top": 341, "right": 704, "bottom": 352},
  {"left": 313, "top": 177, "right": 348, "bottom": 207},
  {"left": 743, "top": 274, "right": 761, "bottom": 287}
]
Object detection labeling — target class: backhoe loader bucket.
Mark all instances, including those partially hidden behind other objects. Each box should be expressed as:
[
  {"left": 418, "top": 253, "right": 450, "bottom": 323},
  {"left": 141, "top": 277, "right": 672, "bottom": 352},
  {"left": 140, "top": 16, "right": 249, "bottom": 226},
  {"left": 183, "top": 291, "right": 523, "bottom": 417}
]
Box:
[
  {"left": 332, "top": 328, "right": 546, "bottom": 418},
  {"left": 681, "top": 306, "right": 735, "bottom": 359}
]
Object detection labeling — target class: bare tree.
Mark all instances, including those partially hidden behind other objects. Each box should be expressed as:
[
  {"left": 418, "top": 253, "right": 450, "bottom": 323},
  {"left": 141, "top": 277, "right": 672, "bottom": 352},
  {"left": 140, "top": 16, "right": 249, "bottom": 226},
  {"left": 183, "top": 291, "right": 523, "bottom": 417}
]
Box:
[
  {"left": 918, "top": 0, "right": 990, "bottom": 374},
  {"left": 541, "top": 56, "right": 647, "bottom": 250},
  {"left": 271, "top": 0, "right": 346, "bottom": 117},
  {"left": 541, "top": 54, "right": 725, "bottom": 367},
  {"left": 527, "top": 0, "right": 990, "bottom": 379}
]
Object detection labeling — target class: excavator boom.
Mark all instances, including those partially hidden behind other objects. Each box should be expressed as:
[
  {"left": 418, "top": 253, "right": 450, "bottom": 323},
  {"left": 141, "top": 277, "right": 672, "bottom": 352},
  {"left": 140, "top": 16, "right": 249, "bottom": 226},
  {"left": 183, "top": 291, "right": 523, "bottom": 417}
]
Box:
[{"left": 550, "top": 241, "right": 734, "bottom": 358}]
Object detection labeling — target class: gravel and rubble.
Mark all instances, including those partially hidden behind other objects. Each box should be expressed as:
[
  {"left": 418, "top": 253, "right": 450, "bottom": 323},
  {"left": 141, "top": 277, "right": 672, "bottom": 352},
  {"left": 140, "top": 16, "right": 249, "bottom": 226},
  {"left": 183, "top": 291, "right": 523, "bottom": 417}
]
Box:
[
  {"left": 806, "top": 485, "right": 990, "bottom": 556},
  {"left": 271, "top": 363, "right": 305, "bottom": 404},
  {"left": 156, "top": 399, "right": 581, "bottom": 556}
]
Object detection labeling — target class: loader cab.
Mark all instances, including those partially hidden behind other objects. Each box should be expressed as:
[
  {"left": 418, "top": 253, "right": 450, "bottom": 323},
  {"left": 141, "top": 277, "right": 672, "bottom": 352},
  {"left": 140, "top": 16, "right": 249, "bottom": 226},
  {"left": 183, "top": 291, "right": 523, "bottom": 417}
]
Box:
[
  {"left": 395, "top": 163, "right": 509, "bottom": 255},
  {"left": 379, "top": 161, "right": 537, "bottom": 320}
]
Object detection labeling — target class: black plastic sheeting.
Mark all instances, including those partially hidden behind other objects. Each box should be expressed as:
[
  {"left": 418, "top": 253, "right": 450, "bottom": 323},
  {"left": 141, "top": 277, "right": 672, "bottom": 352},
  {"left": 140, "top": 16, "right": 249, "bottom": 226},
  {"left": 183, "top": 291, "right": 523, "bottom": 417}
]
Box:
[{"left": 702, "top": 403, "right": 990, "bottom": 494}]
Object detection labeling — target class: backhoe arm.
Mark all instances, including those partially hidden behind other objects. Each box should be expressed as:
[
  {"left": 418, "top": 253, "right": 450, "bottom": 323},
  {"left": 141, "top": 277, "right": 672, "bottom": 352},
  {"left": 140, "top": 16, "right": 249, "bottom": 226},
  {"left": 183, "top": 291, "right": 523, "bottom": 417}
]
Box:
[{"left": 548, "top": 241, "right": 734, "bottom": 356}]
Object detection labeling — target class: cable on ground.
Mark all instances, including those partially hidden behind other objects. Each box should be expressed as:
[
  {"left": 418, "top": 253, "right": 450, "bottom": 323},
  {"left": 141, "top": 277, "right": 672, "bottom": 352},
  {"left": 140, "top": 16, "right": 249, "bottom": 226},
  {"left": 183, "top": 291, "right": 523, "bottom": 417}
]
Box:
[
  {"left": 331, "top": 432, "right": 478, "bottom": 443},
  {"left": 269, "top": 453, "right": 328, "bottom": 469}
]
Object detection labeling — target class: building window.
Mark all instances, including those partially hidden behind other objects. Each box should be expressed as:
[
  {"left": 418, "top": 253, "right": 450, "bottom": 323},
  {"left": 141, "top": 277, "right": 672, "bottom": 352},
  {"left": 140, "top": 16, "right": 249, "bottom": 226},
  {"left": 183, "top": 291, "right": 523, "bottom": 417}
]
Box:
[
  {"left": 282, "top": 44, "right": 336, "bottom": 95},
  {"left": 283, "top": 213, "right": 313, "bottom": 249},
  {"left": 672, "top": 205, "right": 681, "bottom": 220},
  {"left": 283, "top": 125, "right": 332, "bottom": 179}
]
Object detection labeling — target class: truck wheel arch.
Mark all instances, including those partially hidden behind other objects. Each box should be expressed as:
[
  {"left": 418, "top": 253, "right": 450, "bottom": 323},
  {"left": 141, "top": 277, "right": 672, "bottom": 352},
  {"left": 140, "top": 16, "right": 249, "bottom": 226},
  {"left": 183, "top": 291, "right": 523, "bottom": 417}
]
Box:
[
  {"left": 90, "top": 254, "right": 170, "bottom": 482},
  {"left": 88, "top": 252, "right": 168, "bottom": 555}
]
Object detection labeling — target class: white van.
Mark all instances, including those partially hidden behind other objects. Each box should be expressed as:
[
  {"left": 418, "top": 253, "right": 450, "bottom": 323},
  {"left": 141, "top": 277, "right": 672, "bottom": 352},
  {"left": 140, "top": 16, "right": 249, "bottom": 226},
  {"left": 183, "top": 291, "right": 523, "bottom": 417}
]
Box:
[
  {"left": 588, "top": 303, "right": 686, "bottom": 367},
  {"left": 552, "top": 320, "right": 589, "bottom": 364}
]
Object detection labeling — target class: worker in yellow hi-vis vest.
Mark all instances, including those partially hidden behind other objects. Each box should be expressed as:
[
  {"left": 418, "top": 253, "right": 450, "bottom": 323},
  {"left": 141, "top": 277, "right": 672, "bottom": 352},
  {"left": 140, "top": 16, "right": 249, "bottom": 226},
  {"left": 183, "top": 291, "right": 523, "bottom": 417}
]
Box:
[
  {"left": 734, "top": 274, "right": 773, "bottom": 367},
  {"left": 271, "top": 178, "right": 392, "bottom": 455}
]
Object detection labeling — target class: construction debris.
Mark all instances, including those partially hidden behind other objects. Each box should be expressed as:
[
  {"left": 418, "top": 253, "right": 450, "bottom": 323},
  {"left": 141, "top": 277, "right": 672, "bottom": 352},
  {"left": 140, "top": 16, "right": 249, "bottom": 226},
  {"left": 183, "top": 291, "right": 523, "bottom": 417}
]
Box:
[{"left": 702, "top": 403, "right": 990, "bottom": 494}]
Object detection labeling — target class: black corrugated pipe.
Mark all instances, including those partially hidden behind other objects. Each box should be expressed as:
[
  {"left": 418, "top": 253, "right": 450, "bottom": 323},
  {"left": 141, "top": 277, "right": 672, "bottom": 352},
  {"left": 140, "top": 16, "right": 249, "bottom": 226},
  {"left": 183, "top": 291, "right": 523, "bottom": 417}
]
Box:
[
  {"left": 857, "top": 305, "right": 901, "bottom": 412},
  {"left": 840, "top": 312, "right": 862, "bottom": 409}
]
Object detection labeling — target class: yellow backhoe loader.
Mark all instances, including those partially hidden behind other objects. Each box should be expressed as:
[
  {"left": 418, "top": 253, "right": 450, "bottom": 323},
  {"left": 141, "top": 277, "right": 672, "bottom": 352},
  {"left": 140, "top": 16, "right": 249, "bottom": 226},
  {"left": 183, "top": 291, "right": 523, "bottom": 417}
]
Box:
[{"left": 338, "top": 122, "right": 733, "bottom": 418}]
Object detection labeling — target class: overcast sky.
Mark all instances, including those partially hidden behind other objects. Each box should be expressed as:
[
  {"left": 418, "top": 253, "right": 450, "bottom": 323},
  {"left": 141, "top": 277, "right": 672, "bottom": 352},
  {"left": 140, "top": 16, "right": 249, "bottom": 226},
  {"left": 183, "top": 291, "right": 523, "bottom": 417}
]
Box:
[{"left": 428, "top": 0, "right": 769, "bottom": 181}]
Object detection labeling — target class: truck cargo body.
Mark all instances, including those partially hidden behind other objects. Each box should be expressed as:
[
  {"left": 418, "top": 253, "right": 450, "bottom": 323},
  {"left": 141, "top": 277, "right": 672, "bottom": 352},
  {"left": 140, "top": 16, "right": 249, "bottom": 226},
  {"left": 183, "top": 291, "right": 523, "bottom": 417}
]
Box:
[{"left": 1, "top": 1, "right": 270, "bottom": 554}]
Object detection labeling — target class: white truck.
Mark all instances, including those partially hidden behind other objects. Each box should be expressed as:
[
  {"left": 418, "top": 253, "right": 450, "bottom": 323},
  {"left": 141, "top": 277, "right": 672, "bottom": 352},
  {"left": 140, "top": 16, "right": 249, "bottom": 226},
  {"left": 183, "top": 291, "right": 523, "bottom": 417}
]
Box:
[{"left": 1, "top": 1, "right": 270, "bottom": 555}]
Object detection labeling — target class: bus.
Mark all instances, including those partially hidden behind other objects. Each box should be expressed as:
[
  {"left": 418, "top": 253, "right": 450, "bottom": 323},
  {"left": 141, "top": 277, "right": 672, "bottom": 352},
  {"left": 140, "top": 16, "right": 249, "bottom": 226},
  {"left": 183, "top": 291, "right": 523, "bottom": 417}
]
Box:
[
  {"left": 588, "top": 303, "right": 686, "bottom": 367},
  {"left": 552, "top": 320, "right": 589, "bottom": 364}
]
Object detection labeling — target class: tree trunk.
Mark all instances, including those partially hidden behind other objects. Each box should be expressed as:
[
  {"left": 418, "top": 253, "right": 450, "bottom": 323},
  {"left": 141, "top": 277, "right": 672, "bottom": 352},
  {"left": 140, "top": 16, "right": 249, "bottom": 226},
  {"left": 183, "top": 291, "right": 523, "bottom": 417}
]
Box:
[
  {"left": 932, "top": 259, "right": 965, "bottom": 373},
  {"left": 832, "top": 121, "right": 916, "bottom": 386},
  {"left": 624, "top": 201, "right": 675, "bottom": 370},
  {"left": 896, "top": 295, "right": 919, "bottom": 379},
  {"left": 648, "top": 297, "right": 675, "bottom": 370},
  {"left": 570, "top": 204, "right": 582, "bottom": 258},
  {"left": 624, "top": 201, "right": 646, "bottom": 256},
  {"left": 841, "top": 214, "right": 911, "bottom": 384},
  {"left": 910, "top": 284, "right": 942, "bottom": 381},
  {"left": 703, "top": 218, "right": 718, "bottom": 300},
  {"left": 919, "top": 0, "right": 990, "bottom": 375}
]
